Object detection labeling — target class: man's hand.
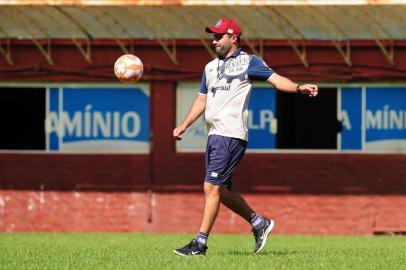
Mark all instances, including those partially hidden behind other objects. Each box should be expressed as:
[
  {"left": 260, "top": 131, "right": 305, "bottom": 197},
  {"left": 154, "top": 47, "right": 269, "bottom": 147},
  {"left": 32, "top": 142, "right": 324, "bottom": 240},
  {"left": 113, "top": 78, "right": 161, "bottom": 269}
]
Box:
[
  {"left": 298, "top": 84, "right": 318, "bottom": 97},
  {"left": 173, "top": 94, "right": 206, "bottom": 141},
  {"left": 173, "top": 125, "right": 187, "bottom": 140}
]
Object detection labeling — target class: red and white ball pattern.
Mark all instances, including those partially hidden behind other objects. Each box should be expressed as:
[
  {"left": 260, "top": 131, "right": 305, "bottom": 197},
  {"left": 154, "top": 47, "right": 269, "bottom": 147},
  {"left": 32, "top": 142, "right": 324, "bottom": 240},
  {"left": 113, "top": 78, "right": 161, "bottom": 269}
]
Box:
[{"left": 114, "top": 54, "right": 144, "bottom": 82}]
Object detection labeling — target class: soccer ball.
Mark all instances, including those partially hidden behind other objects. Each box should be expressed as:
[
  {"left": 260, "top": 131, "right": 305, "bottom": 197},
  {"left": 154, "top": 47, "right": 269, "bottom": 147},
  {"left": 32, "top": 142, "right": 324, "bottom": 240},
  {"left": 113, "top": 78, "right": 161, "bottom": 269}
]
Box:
[{"left": 114, "top": 54, "right": 144, "bottom": 82}]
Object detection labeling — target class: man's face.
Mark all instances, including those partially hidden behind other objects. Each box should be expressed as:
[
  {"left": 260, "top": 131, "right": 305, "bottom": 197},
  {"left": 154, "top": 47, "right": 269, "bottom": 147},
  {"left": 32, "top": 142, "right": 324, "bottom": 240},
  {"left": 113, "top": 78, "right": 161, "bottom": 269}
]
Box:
[{"left": 212, "top": 33, "right": 233, "bottom": 57}]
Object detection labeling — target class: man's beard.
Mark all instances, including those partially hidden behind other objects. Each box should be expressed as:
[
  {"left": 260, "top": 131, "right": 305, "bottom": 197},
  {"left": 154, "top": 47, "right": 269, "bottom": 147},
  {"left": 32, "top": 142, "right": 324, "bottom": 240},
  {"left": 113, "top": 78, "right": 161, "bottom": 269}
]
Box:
[{"left": 215, "top": 45, "right": 231, "bottom": 58}]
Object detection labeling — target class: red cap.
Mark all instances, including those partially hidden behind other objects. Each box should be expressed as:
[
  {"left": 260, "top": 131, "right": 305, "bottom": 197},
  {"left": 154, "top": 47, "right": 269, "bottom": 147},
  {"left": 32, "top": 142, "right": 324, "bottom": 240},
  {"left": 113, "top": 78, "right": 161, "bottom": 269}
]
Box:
[{"left": 205, "top": 18, "right": 242, "bottom": 37}]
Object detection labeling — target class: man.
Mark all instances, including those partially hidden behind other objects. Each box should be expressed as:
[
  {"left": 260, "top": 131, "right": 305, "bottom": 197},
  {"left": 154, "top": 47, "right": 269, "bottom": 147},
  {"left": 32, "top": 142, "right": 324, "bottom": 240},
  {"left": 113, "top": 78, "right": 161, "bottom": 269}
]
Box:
[{"left": 173, "top": 18, "right": 318, "bottom": 256}]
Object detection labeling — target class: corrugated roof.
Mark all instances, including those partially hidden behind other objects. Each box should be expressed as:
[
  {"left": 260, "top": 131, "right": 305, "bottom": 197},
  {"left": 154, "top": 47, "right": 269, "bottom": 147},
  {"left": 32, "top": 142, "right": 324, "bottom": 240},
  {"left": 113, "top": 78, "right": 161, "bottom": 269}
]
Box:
[
  {"left": 1, "top": 0, "right": 406, "bottom": 5},
  {"left": 0, "top": 2, "right": 404, "bottom": 66},
  {"left": 0, "top": 5, "right": 405, "bottom": 40}
]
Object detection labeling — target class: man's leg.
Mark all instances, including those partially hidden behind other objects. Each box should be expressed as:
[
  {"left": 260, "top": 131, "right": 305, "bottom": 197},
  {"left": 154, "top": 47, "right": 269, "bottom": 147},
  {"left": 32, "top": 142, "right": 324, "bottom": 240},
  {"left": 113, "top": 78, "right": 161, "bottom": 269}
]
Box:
[
  {"left": 175, "top": 135, "right": 225, "bottom": 256},
  {"left": 219, "top": 186, "right": 253, "bottom": 223},
  {"left": 220, "top": 186, "right": 275, "bottom": 254},
  {"left": 199, "top": 182, "right": 221, "bottom": 234},
  {"left": 173, "top": 182, "right": 220, "bottom": 256}
]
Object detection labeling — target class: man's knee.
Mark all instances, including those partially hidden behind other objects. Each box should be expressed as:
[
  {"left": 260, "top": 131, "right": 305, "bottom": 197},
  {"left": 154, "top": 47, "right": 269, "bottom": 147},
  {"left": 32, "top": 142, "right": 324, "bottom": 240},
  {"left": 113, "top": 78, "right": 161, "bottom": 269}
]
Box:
[{"left": 203, "top": 182, "right": 221, "bottom": 196}]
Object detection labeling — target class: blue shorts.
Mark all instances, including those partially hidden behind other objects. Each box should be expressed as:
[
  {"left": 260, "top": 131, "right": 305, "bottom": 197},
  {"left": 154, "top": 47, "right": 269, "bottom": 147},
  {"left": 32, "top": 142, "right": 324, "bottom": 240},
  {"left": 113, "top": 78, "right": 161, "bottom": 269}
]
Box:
[{"left": 204, "top": 134, "right": 247, "bottom": 189}]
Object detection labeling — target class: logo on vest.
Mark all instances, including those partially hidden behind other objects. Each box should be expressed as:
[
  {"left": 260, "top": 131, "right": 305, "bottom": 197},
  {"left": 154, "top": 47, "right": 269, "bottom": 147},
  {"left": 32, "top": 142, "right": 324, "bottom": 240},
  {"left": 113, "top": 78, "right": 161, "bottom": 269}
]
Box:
[
  {"left": 224, "top": 57, "right": 249, "bottom": 77},
  {"left": 209, "top": 84, "right": 230, "bottom": 97}
]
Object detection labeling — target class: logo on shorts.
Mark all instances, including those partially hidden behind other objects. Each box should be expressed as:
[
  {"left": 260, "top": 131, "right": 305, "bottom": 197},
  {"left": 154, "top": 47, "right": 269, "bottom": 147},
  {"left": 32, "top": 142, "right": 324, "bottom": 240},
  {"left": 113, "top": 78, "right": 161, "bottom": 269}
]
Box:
[{"left": 211, "top": 172, "right": 219, "bottom": 178}]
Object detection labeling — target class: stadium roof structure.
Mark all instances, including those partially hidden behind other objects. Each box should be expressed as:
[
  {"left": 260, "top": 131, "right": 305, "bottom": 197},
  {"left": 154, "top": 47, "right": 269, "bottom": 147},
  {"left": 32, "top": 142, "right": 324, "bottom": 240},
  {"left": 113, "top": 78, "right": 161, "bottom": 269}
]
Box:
[{"left": 0, "top": 0, "right": 405, "bottom": 66}]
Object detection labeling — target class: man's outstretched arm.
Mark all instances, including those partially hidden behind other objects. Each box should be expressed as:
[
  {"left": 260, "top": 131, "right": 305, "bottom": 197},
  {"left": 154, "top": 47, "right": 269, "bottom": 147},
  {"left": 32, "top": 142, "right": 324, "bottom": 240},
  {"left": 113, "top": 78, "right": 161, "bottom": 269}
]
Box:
[
  {"left": 173, "top": 94, "right": 207, "bottom": 140},
  {"left": 268, "top": 73, "right": 318, "bottom": 97}
]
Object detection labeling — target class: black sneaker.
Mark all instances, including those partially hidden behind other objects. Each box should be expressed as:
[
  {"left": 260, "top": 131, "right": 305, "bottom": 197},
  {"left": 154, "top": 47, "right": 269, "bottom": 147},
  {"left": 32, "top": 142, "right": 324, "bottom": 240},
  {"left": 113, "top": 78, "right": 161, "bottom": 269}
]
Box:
[
  {"left": 174, "top": 239, "right": 207, "bottom": 256},
  {"left": 252, "top": 218, "right": 275, "bottom": 254}
]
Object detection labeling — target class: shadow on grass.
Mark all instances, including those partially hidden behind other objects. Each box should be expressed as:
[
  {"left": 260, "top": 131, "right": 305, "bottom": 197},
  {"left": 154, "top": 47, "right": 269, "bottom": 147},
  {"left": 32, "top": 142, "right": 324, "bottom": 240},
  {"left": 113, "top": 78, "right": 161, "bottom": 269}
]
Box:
[{"left": 223, "top": 250, "right": 300, "bottom": 256}]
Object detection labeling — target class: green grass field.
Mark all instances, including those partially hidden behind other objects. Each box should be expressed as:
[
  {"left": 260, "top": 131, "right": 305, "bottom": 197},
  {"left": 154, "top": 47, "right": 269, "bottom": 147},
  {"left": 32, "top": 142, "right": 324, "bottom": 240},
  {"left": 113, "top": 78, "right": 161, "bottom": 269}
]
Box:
[{"left": 0, "top": 233, "right": 405, "bottom": 270}]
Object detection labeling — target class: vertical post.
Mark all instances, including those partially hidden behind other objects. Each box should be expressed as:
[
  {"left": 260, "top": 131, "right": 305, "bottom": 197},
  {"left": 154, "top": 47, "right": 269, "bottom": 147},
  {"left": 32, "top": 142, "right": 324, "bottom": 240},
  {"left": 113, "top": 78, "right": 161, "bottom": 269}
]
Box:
[
  {"left": 337, "top": 87, "right": 342, "bottom": 150},
  {"left": 148, "top": 81, "right": 176, "bottom": 223}
]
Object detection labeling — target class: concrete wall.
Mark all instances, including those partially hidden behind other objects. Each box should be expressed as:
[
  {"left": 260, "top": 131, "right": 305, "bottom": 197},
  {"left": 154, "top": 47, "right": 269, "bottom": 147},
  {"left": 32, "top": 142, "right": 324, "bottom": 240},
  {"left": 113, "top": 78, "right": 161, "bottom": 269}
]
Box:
[{"left": 1, "top": 185, "right": 405, "bottom": 235}]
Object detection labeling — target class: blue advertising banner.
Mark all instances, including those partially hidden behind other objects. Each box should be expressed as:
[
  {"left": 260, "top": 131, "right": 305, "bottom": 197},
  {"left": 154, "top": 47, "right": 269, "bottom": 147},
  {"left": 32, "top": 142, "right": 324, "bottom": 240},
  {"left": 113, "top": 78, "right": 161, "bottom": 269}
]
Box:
[
  {"left": 49, "top": 87, "right": 60, "bottom": 151},
  {"left": 46, "top": 86, "right": 150, "bottom": 152},
  {"left": 340, "top": 87, "right": 362, "bottom": 150},
  {"left": 247, "top": 87, "right": 277, "bottom": 149},
  {"left": 365, "top": 87, "right": 406, "bottom": 151}
]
